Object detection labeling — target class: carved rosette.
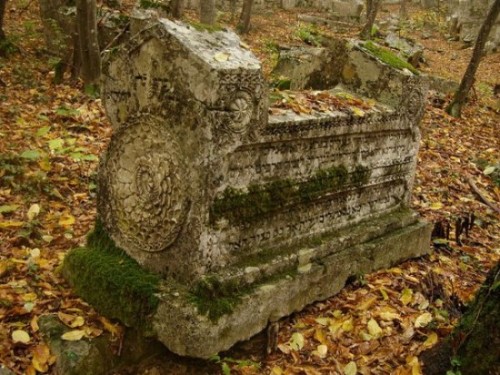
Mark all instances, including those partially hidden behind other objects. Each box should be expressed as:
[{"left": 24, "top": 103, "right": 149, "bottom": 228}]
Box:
[
  {"left": 225, "top": 91, "right": 254, "bottom": 134},
  {"left": 401, "top": 85, "right": 426, "bottom": 128},
  {"left": 98, "top": 117, "right": 188, "bottom": 255}
]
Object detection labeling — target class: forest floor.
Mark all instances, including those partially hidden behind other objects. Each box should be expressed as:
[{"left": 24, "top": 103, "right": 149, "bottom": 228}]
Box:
[{"left": 0, "top": 1, "right": 499, "bottom": 374}]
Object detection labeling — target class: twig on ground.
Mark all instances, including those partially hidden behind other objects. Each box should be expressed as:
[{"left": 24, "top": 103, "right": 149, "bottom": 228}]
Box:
[{"left": 466, "top": 174, "right": 500, "bottom": 214}]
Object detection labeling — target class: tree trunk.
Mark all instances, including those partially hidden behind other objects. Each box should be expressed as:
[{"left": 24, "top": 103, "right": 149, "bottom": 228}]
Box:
[
  {"left": 76, "top": 0, "right": 101, "bottom": 90},
  {"left": 400, "top": 0, "right": 408, "bottom": 20},
  {"left": 0, "top": 0, "right": 7, "bottom": 56},
  {"left": 171, "top": 0, "right": 185, "bottom": 19},
  {"left": 229, "top": 0, "right": 237, "bottom": 21},
  {"left": 360, "top": 0, "right": 381, "bottom": 40},
  {"left": 446, "top": 0, "right": 500, "bottom": 118},
  {"left": 238, "top": 0, "right": 254, "bottom": 34},
  {"left": 200, "top": 0, "right": 216, "bottom": 25},
  {"left": 421, "top": 261, "right": 500, "bottom": 374}
]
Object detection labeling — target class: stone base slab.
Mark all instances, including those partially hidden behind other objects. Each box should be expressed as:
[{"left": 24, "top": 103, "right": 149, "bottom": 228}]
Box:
[{"left": 152, "top": 213, "right": 432, "bottom": 358}]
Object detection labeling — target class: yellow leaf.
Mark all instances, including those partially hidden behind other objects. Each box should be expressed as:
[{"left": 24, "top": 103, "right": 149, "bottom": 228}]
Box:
[
  {"left": 22, "top": 292, "right": 37, "bottom": 302},
  {"left": 315, "top": 317, "right": 330, "bottom": 326},
  {"left": 0, "top": 221, "right": 25, "bottom": 228},
  {"left": 429, "top": 202, "right": 443, "bottom": 210},
  {"left": 38, "top": 158, "right": 52, "bottom": 172},
  {"left": 289, "top": 332, "right": 305, "bottom": 351},
  {"left": 350, "top": 106, "right": 365, "bottom": 117},
  {"left": 32, "top": 344, "right": 51, "bottom": 373},
  {"left": 98, "top": 316, "right": 122, "bottom": 337},
  {"left": 414, "top": 312, "right": 433, "bottom": 328},
  {"left": 313, "top": 344, "right": 328, "bottom": 358},
  {"left": 314, "top": 328, "right": 328, "bottom": 345},
  {"left": 367, "top": 318, "right": 383, "bottom": 337},
  {"left": 27, "top": 204, "right": 41, "bottom": 220},
  {"left": 380, "top": 311, "right": 400, "bottom": 321},
  {"left": 25, "top": 365, "right": 36, "bottom": 375},
  {"left": 12, "top": 329, "right": 31, "bottom": 344},
  {"left": 61, "top": 330, "right": 85, "bottom": 341},
  {"left": 358, "top": 295, "right": 378, "bottom": 311},
  {"left": 344, "top": 361, "right": 357, "bottom": 375},
  {"left": 59, "top": 213, "right": 75, "bottom": 227},
  {"left": 423, "top": 332, "right": 438, "bottom": 348},
  {"left": 271, "top": 366, "right": 283, "bottom": 375},
  {"left": 31, "top": 315, "right": 39, "bottom": 332},
  {"left": 70, "top": 316, "right": 85, "bottom": 328},
  {"left": 342, "top": 317, "right": 354, "bottom": 332},
  {"left": 400, "top": 288, "right": 413, "bottom": 306},
  {"left": 214, "top": 52, "right": 231, "bottom": 62},
  {"left": 407, "top": 356, "right": 422, "bottom": 375},
  {"left": 379, "top": 287, "right": 389, "bottom": 300}
]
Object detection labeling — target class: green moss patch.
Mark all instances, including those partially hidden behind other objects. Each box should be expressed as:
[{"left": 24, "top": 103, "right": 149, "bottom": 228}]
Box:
[
  {"left": 188, "top": 21, "right": 224, "bottom": 33},
  {"left": 189, "top": 277, "right": 250, "bottom": 322},
  {"left": 361, "top": 41, "right": 419, "bottom": 75},
  {"left": 63, "top": 221, "right": 161, "bottom": 328},
  {"left": 211, "top": 164, "right": 371, "bottom": 224}
]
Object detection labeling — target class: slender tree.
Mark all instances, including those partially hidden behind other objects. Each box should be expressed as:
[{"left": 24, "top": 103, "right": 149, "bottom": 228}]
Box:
[
  {"left": 171, "top": 0, "right": 185, "bottom": 19},
  {"left": 76, "top": 0, "right": 101, "bottom": 90},
  {"left": 229, "top": 0, "right": 237, "bottom": 21},
  {"left": 200, "top": 0, "right": 216, "bottom": 25},
  {"left": 400, "top": 0, "right": 408, "bottom": 20},
  {"left": 0, "top": 0, "right": 7, "bottom": 56},
  {"left": 360, "top": 0, "right": 381, "bottom": 40},
  {"left": 238, "top": 0, "right": 254, "bottom": 34},
  {"left": 446, "top": 0, "right": 500, "bottom": 117}
]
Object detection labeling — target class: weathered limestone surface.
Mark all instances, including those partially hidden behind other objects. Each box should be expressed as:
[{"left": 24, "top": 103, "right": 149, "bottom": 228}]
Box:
[{"left": 71, "top": 14, "right": 432, "bottom": 358}]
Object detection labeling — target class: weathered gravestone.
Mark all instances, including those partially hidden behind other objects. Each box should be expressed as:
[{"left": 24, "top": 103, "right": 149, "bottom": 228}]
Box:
[
  {"left": 64, "top": 15, "right": 432, "bottom": 359},
  {"left": 448, "top": 0, "right": 500, "bottom": 52}
]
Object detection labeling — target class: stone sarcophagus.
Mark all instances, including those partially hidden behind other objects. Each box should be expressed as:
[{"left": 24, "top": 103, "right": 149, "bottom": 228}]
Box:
[{"left": 74, "top": 15, "right": 432, "bottom": 358}]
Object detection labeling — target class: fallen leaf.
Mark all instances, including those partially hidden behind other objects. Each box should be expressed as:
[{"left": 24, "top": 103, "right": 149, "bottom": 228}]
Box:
[
  {"left": 98, "top": 316, "right": 122, "bottom": 337},
  {"left": 423, "top": 332, "right": 438, "bottom": 348},
  {"left": 0, "top": 221, "right": 25, "bottom": 228},
  {"left": 367, "top": 318, "right": 383, "bottom": 337},
  {"left": 12, "top": 329, "right": 31, "bottom": 344},
  {"left": 400, "top": 288, "right": 413, "bottom": 306},
  {"left": 414, "top": 312, "right": 433, "bottom": 328},
  {"left": 313, "top": 344, "right": 328, "bottom": 358},
  {"left": 58, "top": 213, "right": 75, "bottom": 227},
  {"left": 61, "top": 330, "right": 85, "bottom": 341},
  {"left": 32, "top": 344, "right": 51, "bottom": 373},
  {"left": 27, "top": 203, "right": 40, "bottom": 220},
  {"left": 344, "top": 361, "right": 357, "bottom": 375},
  {"left": 214, "top": 52, "right": 231, "bottom": 62},
  {"left": 289, "top": 332, "right": 305, "bottom": 351}
]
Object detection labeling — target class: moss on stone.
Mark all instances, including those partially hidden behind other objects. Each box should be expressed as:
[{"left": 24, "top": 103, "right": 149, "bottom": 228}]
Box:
[
  {"left": 188, "top": 21, "right": 224, "bottom": 33},
  {"left": 189, "top": 277, "right": 249, "bottom": 322},
  {"left": 63, "top": 221, "right": 161, "bottom": 328},
  {"left": 350, "top": 165, "right": 371, "bottom": 187},
  {"left": 361, "top": 41, "right": 420, "bottom": 75},
  {"left": 211, "top": 165, "right": 351, "bottom": 224}
]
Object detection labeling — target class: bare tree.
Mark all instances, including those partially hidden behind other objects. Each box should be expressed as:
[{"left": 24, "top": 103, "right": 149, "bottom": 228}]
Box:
[
  {"left": 171, "top": 0, "right": 185, "bottom": 19},
  {"left": 200, "top": 0, "right": 216, "bottom": 25},
  {"left": 76, "top": 0, "right": 101, "bottom": 90},
  {"left": 400, "top": 0, "right": 408, "bottom": 20},
  {"left": 0, "top": 0, "right": 7, "bottom": 56},
  {"left": 360, "top": 0, "right": 381, "bottom": 40},
  {"left": 446, "top": 0, "right": 500, "bottom": 117},
  {"left": 229, "top": 0, "right": 237, "bottom": 21},
  {"left": 238, "top": 0, "right": 254, "bottom": 34}
]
